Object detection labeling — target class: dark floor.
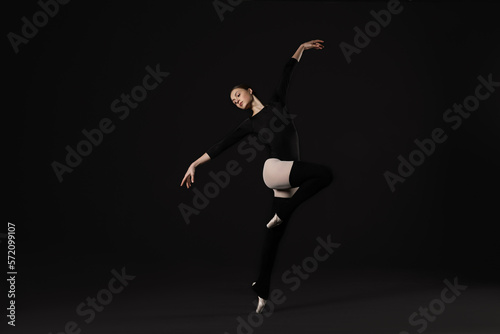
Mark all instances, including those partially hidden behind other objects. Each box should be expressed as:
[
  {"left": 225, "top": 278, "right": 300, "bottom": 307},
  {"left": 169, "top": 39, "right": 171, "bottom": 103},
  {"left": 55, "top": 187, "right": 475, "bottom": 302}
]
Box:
[{"left": 4, "top": 261, "right": 500, "bottom": 334}]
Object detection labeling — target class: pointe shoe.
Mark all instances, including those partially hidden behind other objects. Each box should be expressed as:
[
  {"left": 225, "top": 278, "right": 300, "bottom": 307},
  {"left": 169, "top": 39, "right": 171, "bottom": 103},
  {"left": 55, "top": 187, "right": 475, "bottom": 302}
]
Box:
[
  {"left": 256, "top": 296, "right": 267, "bottom": 313},
  {"left": 266, "top": 213, "right": 283, "bottom": 228},
  {"left": 252, "top": 282, "right": 267, "bottom": 313}
]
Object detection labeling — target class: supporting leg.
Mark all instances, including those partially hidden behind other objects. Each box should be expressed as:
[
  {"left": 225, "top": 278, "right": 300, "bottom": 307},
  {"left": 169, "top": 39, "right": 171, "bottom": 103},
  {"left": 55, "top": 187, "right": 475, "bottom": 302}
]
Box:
[{"left": 252, "top": 196, "right": 290, "bottom": 303}]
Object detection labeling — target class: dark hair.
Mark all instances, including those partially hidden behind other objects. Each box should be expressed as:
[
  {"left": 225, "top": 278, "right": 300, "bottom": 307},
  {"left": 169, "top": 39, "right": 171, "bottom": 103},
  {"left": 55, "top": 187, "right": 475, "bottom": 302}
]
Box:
[{"left": 230, "top": 83, "right": 256, "bottom": 97}]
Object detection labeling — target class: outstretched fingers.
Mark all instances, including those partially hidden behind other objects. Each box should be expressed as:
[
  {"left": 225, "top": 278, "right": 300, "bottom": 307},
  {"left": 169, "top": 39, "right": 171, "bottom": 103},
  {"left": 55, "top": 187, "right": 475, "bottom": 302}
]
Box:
[
  {"left": 303, "top": 39, "right": 325, "bottom": 50},
  {"left": 313, "top": 39, "right": 324, "bottom": 49},
  {"left": 180, "top": 173, "right": 192, "bottom": 188}
]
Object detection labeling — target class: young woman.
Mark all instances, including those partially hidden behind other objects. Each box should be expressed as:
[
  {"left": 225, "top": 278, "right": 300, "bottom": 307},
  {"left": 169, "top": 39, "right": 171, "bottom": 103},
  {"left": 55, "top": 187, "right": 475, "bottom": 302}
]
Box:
[{"left": 180, "top": 40, "right": 333, "bottom": 313}]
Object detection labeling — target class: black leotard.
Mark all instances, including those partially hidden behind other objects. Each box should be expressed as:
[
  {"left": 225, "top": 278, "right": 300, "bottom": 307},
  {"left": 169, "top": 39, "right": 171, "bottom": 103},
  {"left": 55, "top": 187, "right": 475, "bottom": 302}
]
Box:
[{"left": 205, "top": 57, "right": 300, "bottom": 161}]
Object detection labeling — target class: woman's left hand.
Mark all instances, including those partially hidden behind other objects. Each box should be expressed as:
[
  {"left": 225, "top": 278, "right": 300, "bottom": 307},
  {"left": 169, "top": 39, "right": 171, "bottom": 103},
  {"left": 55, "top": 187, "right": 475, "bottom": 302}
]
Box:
[{"left": 302, "top": 40, "right": 324, "bottom": 50}]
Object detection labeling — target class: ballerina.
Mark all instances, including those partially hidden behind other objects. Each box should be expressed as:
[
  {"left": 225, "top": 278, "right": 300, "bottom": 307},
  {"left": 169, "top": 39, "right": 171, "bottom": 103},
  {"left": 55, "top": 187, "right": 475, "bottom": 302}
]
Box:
[{"left": 180, "top": 39, "right": 333, "bottom": 313}]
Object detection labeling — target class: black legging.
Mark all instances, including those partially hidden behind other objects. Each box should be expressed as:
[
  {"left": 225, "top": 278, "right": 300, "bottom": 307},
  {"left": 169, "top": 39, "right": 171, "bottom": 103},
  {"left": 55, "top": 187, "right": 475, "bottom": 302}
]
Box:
[
  {"left": 252, "top": 161, "right": 334, "bottom": 299},
  {"left": 278, "top": 160, "right": 334, "bottom": 222}
]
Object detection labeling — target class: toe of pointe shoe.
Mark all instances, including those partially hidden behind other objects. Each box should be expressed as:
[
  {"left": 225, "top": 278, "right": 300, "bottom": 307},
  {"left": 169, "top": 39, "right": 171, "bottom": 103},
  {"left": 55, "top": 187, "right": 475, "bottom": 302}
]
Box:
[
  {"left": 256, "top": 296, "right": 267, "bottom": 313},
  {"left": 252, "top": 283, "right": 267, "bottom": 313},
  {"left": 266, "top": 214, "right": 283, "bottom": 228}
]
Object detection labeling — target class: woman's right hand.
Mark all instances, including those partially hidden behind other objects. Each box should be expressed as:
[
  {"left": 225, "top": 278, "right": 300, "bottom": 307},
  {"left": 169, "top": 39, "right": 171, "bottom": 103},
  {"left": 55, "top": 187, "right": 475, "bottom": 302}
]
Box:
[{"left": 180, "top": 164, "right": 196, "bottom": 188}]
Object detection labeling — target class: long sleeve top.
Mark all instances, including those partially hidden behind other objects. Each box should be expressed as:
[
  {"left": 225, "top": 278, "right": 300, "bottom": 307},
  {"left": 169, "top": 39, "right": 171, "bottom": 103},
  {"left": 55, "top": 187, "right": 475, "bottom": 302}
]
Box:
[{"left": 205, "top": 57, "right": 300, "bottom": 161}]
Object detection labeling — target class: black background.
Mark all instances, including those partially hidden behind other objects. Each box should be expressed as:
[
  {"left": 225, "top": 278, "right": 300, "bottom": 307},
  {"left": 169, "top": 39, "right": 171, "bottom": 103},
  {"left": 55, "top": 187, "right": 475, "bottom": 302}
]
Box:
[{"left": 5, "top": 1, "right": 500, "bottom": 333}]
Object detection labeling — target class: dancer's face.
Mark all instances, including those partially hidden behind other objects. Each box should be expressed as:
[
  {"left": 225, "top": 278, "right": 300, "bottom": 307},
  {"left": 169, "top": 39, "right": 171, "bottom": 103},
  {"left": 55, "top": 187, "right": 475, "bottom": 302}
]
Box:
[{"left": 230, "top": 88, "right": 253, "bottom": 110}]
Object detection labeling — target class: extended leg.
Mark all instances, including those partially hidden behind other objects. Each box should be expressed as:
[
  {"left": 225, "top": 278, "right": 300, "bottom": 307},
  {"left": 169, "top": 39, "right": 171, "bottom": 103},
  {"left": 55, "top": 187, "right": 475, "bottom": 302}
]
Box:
[
  {"left": 252, "top": 196, "right": 290, "bottom": 304},
  {"left": 274, "top": 160, "right": 333, "bottom": 223}
]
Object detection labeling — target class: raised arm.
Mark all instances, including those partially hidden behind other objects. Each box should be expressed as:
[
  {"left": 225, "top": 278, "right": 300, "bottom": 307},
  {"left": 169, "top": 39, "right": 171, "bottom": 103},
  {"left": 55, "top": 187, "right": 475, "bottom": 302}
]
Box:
[
  {"left": 270, "top": 40, "right": 324, "bottom": 108},
  {"left": 269, "top": 57, "right": 298, "bottom": 108}
]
